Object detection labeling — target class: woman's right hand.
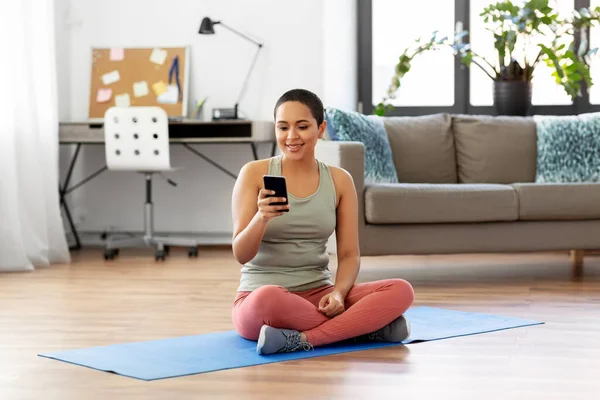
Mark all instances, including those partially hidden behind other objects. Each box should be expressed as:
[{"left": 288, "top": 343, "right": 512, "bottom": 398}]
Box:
[{"left": 257, "top": 189, "right": 290, "bottom": 223}]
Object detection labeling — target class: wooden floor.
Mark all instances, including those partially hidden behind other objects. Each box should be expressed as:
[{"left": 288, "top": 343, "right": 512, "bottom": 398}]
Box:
[{"left": 1, "top": 247, "right": 599, "bottom": 400}]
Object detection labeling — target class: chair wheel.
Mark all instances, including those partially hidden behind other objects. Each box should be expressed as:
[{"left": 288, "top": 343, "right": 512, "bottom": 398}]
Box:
[
  {"left": 188, "top": 247, "right": 198, "bottom": 258},
  {"left": 104, "top": 248, "right": 118, "bottom": 260},
  {"left": 155, "top": 250, "right": 166, "bottom": 261}
]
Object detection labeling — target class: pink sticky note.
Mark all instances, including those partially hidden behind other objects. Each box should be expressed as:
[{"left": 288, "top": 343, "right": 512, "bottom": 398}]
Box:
[
  {"left": 96, "top": 88, "right": 112, "bottom": 103},
  {"left": 110, "top": 48, "right": 124, "bottom": 61}
]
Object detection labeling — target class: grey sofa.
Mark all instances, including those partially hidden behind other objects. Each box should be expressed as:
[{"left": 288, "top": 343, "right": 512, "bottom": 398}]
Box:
[{"left": 315, "top": 113, "right": 600, "bottom": 278}]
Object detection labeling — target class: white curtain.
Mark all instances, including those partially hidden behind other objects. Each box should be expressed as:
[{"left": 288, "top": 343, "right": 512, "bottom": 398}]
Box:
[{"left": 0, "top": 0, "right": 70, "bottom": 271}]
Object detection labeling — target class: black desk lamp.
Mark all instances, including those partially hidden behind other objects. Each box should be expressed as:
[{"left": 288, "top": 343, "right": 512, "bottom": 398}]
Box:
[{"left": 199, "top": 17, "right": 263, "bottom": 120}]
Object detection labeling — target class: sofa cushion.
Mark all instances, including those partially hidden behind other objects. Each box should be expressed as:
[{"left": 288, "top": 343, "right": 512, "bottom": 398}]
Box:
[
  {"left": 512, "top": 183, "right": 600, "bottom": 220},
  {"left": 452, "top": 115, "right": 537, "bottom": 184},
  {"left": 325, "top": 108, "right": 398, "bottom": 184},
  {"left": 383, "top": 113, "right": 457, "bottom": 183},
  {"left": 364, "top": 183, "right": 518, "bottom": 224}
]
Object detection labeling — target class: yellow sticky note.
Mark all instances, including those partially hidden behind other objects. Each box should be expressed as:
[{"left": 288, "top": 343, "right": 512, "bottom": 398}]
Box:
[{"left": 152, "top": 81, "right": 167, "bottom": 96}]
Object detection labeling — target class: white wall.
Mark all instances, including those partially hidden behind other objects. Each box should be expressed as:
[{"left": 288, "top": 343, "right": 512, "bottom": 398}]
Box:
[{"left": 55, "top": 0, "right": 356, "bottom": 242}]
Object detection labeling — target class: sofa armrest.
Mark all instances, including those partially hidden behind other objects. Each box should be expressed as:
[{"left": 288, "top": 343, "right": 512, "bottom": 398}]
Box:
[
  {"left": 315, "top": 140, "right": 365, "bottom": 195},
  {"left": 315, "top": 140, "right": 366, "bottom": 255}
]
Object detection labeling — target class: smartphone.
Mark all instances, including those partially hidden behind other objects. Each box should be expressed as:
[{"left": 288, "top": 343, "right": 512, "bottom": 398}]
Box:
[{"left": 263, "top": 175, "right": 289, "bottom": 212}]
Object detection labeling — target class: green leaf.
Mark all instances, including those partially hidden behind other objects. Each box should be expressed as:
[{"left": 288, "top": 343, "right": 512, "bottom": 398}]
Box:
[
  {"left": 571, "top": 72, "right": 583, "bottom": 82},
  {"left": 539, "top": 44, "right": 564, "bottom": 79},
  {"left": 378, "top": 2, "right": 600, "bottom": 106},
  {"left": 461, "top": 52, "right": 473, "bottom": 67}
]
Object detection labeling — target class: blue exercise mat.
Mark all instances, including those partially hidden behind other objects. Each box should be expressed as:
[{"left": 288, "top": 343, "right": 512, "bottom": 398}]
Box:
[{"left": 38, "top": 306, "right": 542, "bottom": 381}]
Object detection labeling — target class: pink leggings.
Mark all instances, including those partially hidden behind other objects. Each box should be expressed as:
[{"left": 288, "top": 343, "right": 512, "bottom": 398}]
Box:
[{"left": 232, "top": 279, "right": 414, "bottom": 347}]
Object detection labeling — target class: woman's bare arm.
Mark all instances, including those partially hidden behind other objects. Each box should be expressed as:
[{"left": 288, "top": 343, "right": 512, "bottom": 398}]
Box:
[
  {"left": 330, "top": 166, "right": 360, "bottom": 298},
  {"left": 231, "top": 162, "right": 288, "bottom": 264}
]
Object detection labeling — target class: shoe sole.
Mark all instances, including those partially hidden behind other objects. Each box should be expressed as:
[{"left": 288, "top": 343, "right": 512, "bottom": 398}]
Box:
[
  {"left": 256, "top": 325, "right": 269, "bottom": 354},
  {"left": 404, "top": 317, "right": 411, "bottom": 341}
]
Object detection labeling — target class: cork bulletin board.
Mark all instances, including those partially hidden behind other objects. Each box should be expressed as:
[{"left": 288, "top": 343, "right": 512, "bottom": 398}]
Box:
[{"left": 88, "top": 47, "right": 189, "bottom": 119}]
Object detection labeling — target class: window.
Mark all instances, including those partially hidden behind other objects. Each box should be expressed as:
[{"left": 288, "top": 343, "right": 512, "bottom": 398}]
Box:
[
  {"left": 359, "top": 0, "right": 600, "bottom": 115},
  {"left": 589, "top": 0, "right": 600, "bottom": 103},
  {"left": 470, "top": 0, "right": 574, "bottom": 106},
  {"left": 372, "top": 0, "right": 455, "bottom": 107}
]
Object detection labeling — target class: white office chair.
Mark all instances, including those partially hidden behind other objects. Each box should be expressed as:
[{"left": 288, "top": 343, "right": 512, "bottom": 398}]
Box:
[{"left": 102, "top": 106, "right": 199, "bottom": 261}]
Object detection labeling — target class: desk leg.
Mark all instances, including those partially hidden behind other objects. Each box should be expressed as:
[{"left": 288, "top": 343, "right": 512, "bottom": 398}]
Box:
[
  {"left": 60, "top": 144, "right": 82, "bottom": 251},
  {"left": 250, "top": 143, "right": 259, "bottom": 161},
  {"left": 64, "top": 166, "right": 108, "bottom": 195},
  {"left": 182, "top": 141, "right": 277, "bottom": 180},
  {"left": 59, "top": 145, "right": 109, "bottom": 251},
  {"left": 271, "top": 141, "right": 277, "bottom": 157},
  {"left": 253, "top": 142, "right": 278, "bottom": 160},
  {"left": 182, "top": 144, "right": 238, "bottom": 179}
]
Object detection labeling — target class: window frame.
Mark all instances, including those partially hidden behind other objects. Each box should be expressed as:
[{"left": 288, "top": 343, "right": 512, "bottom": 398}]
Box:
[{"left": 358, "top": 0, "right": 600, "bottom": 116}]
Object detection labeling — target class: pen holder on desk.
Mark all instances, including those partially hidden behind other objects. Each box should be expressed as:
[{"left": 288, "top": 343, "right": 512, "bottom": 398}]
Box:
[{"left": 194, "top": 97, "right": 207, "bottom": 120}]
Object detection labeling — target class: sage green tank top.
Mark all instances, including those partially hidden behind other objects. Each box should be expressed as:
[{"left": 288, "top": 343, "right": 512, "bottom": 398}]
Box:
[{"left": 237, "top": 155, "right": 337, "bottom": 292}]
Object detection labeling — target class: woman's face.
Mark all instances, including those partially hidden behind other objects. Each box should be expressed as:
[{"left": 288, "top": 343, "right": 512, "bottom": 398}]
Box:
[{"left": 274, "top": 101, "right": 325, "bottom": 162}]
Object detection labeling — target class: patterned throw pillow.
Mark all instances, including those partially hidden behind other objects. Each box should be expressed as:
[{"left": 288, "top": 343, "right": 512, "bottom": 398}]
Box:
[
  {"left": 325, "top": 108, "right": 398, "bottom": 184},
  {"left": 534, "top": 113, "right": 600, "bottom": 182}
]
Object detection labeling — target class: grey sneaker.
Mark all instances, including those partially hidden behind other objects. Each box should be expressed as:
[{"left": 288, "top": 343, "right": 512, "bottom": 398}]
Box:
[
  {"left": 356, "top": 315, "right": 411, "bottom": 343},
  {"left": 256, "top": 325, "right": 314, "bottom": 355}
]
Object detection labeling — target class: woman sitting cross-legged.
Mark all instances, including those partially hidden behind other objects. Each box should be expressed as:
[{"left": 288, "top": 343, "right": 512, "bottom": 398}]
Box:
[{"left": 230, "top": 88, "right": 415, "bottom": 355}]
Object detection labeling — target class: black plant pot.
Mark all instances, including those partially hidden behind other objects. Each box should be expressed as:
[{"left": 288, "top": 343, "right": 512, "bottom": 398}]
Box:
[{"left": 493, "top": 80, "right": 532, "bottom": 116}]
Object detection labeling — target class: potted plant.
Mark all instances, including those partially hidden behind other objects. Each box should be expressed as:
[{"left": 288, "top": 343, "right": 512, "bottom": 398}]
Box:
[{"left": 374, "top": 0, "right": 600, "bottom": 116}]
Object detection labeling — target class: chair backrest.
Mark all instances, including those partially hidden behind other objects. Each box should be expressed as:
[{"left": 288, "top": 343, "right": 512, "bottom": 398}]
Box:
[{"left": 103, "top": 106, "right": 171, "bottom": 171}]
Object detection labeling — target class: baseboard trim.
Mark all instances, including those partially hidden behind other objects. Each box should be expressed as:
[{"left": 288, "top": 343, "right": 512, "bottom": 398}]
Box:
[{"left": 67, "top": 230, "right": 233, "bottom": 248}]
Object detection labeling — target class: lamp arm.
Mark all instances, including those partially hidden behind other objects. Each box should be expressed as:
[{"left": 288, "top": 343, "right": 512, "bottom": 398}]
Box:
[
  {"left": 235, "top": 44, "right": 263, "bottom": 115},
  {"left": 211, "top": 21, "right": 264, "bottom": 118},
  {"left": 217, "top": 22, "right": 263, "bottom": 47}
]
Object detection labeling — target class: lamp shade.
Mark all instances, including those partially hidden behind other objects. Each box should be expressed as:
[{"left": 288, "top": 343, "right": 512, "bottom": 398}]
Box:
[{"left": 199, "top": 17, "right": 216, "bottom": 34}]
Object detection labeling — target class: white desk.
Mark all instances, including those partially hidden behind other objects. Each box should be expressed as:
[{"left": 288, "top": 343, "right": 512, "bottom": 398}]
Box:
[
  {"left": 59, "top": 119, "right": 275, "bottom": 143},
  {"left": 59, "top": 119, "right": 276, "bottom": 250}
]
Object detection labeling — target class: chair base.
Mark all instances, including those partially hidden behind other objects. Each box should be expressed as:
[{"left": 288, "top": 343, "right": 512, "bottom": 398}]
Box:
[
  {"left": 102, "top": 173, "right": 200, "bottom": 261},
  {"left": 104, "top": 234, "right": 199, "bottom": 261}
]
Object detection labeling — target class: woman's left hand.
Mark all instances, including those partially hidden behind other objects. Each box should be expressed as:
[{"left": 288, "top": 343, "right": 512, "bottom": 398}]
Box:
[{"left": 318, "top": 290, "right": 346, "bottom": 318}]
